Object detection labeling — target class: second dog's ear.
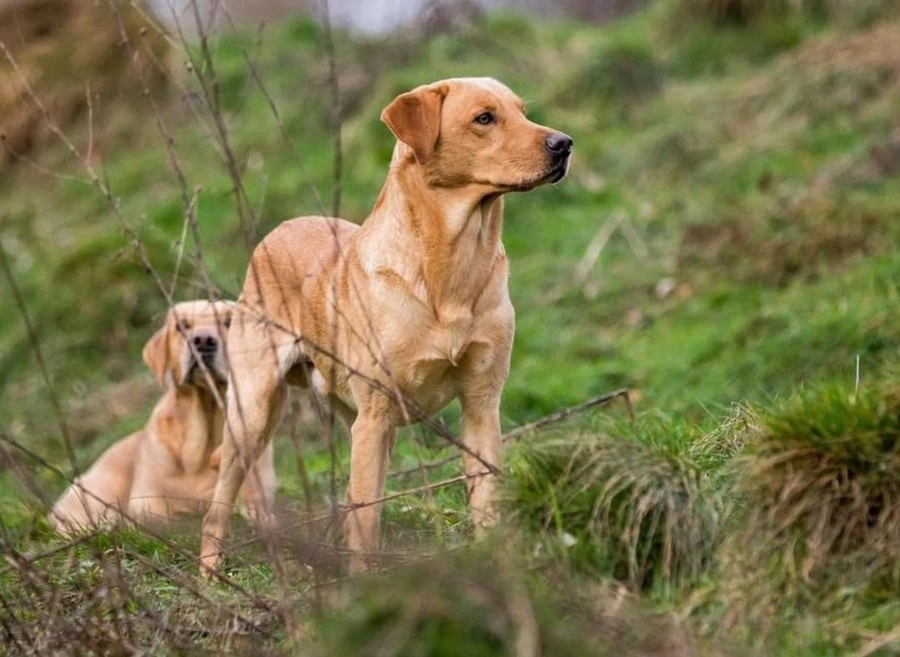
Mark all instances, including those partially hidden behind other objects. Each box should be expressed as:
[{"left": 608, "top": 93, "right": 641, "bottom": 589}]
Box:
[
  {"left": 381, "top": 84, "right": 447, "bottom": 165},
  {"left": 142, "top": 326, "right": 170, "bottom": 387}
]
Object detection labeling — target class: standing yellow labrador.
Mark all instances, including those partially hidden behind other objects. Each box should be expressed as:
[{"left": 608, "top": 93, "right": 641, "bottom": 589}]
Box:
[
  {"left": 201, "top": 77, "right": 572, "bottom": 572},
  {"left": 50, "top": 300, "right": 276, "bottom": 534}
]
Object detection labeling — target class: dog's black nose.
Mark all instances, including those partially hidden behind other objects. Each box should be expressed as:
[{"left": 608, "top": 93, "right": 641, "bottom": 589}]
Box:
[
  {"left": 545, "top": 132, "right": 573, "bottom": 157},
  {"left": 192, "top": 333, "right": 218, "bottom": 354}
]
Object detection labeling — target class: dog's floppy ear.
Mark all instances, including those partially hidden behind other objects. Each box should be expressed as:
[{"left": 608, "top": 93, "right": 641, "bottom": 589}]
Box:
[
  {"left": 142, "top": 325, "right": 170, "bottom": 387},
  {"left": 381, "top": 84, "right": 447, "bottom": 165}
]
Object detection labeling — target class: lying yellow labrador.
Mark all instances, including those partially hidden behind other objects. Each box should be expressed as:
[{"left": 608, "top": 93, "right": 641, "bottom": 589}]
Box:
[
  {"left": 201, "top": 77, "right": 572, "bottom": 571},
  {"left": 50, "top": 300, "right": 276, "bottom": 535}
]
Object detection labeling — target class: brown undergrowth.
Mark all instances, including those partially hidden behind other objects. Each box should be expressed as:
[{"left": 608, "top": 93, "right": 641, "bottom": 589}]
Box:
[{"left": 0, "top": 0, "right": 170, "bottom": 169}]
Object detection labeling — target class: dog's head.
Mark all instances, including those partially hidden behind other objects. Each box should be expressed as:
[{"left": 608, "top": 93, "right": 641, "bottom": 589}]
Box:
[
  {"left": 381, "top": 77, "right": 572, "bottom": 193},
  {"left": 142, "top": 300, "right": 234, "bottom": 389}
]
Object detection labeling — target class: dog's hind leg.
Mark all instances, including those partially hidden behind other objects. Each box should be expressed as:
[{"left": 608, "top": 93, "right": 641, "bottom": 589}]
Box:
[
  {"left": 50, "top": 432, "right": 139, "bottom": 534},
  {"left": 200, "top": 320, "right": 288, "bottom": 574},
  {"left": 238, "top": 442, "right": 278, "bottom": 523}
]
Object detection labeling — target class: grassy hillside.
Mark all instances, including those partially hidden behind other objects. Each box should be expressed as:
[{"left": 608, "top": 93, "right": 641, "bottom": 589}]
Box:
[{"left": 1, "top": 1, "right": 898, "bottom": 654}]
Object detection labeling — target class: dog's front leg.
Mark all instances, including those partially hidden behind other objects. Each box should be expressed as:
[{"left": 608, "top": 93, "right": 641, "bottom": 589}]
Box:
[
  {"left": 345, "top": 408, "right": 396, "bottom": 573},
  {"left": 460, "top": 393, "right": 503, "bottom": 533},
  {"left": 459, "top": 339, "right": 510, "bottom": 533}
]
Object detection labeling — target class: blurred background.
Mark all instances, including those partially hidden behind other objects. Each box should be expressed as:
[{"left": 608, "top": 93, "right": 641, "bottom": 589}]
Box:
[
  {"left": 1, "top": 0, "right": 899, "bottom": 655},
  {"left": 144, "top": 0, "right": 649, "bottom": 32}
]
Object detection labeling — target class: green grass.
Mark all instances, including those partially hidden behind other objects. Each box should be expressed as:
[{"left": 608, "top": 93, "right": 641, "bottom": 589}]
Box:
[
  {"left": 505, "top": 413, "right": 722, "bottom": 590},
  {"left": 1, "top": 2, "right": 900, "bottom": 655},
  {"left": 725, "top": 383, "right": 900, "bottom": 608}
]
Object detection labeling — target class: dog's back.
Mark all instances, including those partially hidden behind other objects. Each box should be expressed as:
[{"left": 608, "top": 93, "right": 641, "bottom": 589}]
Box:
[{"left": 240, "top": 216, "right": 358, "bottom": 311}]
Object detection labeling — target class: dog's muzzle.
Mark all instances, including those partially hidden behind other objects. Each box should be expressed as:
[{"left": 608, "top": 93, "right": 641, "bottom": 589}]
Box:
[
  {"left": 187, "top": 330, "right": 226, "bottom": 383},
  {"left": 544, "top": 131, "right": 573, "bottom": 183}
]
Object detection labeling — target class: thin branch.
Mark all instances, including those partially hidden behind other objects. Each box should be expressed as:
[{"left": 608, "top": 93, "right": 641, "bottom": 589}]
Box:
[
  {"left": 391, "top": 389, "right": 634, "bottom": 480},
  {"left": 318, "top": 0, "right": 343, "bottom": 218},
  {"left": 0, "top": 39, "right": 175, "bottom": 308},
  {"left": 348, "top": 471, "right": 489, "bottom": 512},
  {"left": 0, "top": 530, "right": 102, "bottom": 578},
  {"left": 503, "top": 388, "right": 634, "bottom": 441},
  {"left": 187, "top": 0, "right": 257, "bottom": 248}
]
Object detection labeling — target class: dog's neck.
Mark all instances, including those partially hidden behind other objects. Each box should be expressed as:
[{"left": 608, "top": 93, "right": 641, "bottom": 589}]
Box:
[
  {"left": 151, "top": 384, "right": 224, "bottom": 472},
  {"left": 360, "top": 153, "right": 506, "bottom": 317}
]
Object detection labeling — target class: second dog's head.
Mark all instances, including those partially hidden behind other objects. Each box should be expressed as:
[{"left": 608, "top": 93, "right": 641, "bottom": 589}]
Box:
[{"left": 142, "top": 300, "right": 234, "bottom": 390}]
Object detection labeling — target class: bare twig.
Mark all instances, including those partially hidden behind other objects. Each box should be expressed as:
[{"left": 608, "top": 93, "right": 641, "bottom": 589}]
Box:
[
  {"left": 0, "top": 530, "right": 102, "bottom": 578},
  {"left": 503, "top": 388, "right": 634, "bottom": 441},
  {"left": 227, "top": 468, "right": 494, "bottom": 557},
  {"left": 0, "top": 39, "right": 175, "bottom": 309},
  {"left": 172, "top": 0, "right": 258, "bottom": 249},
  {"left": 348, "top": 471, "right": 490, "bottom": 512},
  {"left": 318, "top": 0, "right": 343, "bottom": 218},
  {"left": 391, "top": 389, "right": 634, "bottom": 480}
]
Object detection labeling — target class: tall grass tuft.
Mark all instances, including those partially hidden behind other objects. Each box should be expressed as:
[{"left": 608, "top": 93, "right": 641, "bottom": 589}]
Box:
[
  {"left": 505, "top": 417, "right": 722, "bottom": 590},
  {"left": 722, "top": 381, "right": 900, "bottom": 624}
]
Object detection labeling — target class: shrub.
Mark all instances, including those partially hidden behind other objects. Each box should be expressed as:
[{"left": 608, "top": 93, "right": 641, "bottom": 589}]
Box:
[
  {"left": 505, "top": 417, "right": 722, "bottom": 590},
  {"left": 722, "top": 382, "right": 900, "bottom": 623}
]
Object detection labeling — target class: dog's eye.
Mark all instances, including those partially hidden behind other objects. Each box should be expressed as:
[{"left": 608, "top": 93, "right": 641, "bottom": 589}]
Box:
[
  {"left": 223, "top": 316, "right": 232, "bottom": 329},
  {"left": 474, "top": 112, "right": 494, "bottom": 125},
  {"left": 176, "top": 319, "right": 191, "bottom": 333}
]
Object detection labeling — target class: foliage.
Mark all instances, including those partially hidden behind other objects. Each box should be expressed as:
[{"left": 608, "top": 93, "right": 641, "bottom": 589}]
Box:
[{"left": 1, "top": 1, "right": 899, "bottom": 655}]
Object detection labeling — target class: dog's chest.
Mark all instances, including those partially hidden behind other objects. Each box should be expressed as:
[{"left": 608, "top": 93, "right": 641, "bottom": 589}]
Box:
[
  {"left": 392, "top": 310, "right": 476, "bottom": 407},
  {"left": 423, "top": 309, "right": 473, "bottom": 366}
]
